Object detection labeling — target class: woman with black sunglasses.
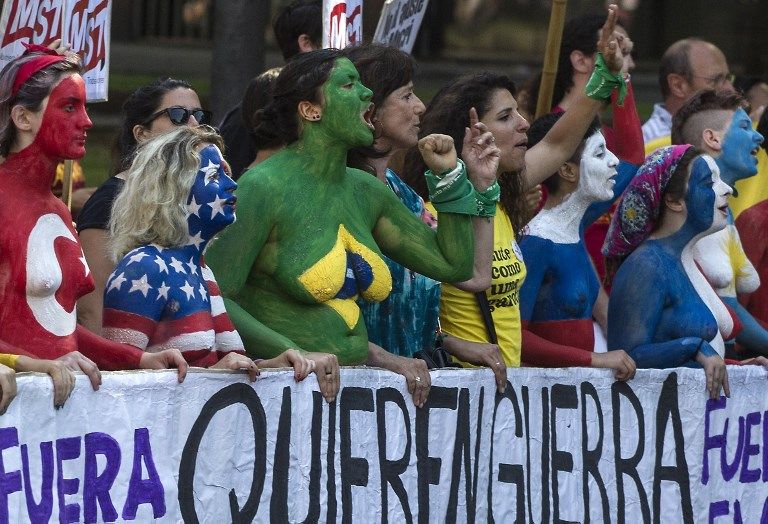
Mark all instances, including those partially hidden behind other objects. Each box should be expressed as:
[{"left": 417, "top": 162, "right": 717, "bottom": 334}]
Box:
[{"left": 76, "top": 77, "right": 212, "bottom": 334}]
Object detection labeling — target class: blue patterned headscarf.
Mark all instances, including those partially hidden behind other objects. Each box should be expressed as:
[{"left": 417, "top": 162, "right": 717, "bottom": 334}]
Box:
[{"left": 602, "top": 144, "right": 694, "bottom": 258}]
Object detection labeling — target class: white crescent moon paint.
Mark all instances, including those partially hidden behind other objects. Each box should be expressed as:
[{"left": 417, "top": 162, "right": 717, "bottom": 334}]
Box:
[{"left": 25, "top": 213, "right": 78, "bottom": 337}]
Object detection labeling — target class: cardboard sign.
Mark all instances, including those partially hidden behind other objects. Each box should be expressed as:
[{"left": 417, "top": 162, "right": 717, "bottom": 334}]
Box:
[
  {"left": 322, "top": 0, "right": 362, "bottom": 49},
  {"left": 373, "top": 0, "right": 430, "bottom": 54},
  {"left": 1, "top": 366, "right": 767, "bottom": 521},
  {"left": 0, "top": 0, "right": 111, "bottom": 102}
]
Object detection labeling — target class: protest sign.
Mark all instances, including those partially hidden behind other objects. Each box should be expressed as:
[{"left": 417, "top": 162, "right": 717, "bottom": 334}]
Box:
[
  {"left": 0, "top": 0, "right": 111, "bottom": 101},
  {"left": 322, "top": 0, "right": 362, "bottom": 49},
  {"left": 373, "top": 0, "right": 430, "bottom": 54},
  {"left": 1, "top": 366, "right": 766, "bottom": 521}
]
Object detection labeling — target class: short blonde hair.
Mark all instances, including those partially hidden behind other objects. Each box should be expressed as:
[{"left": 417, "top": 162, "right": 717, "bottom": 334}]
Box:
[{"left": 109, "top": 126, "right": 224, "bottom": 261}]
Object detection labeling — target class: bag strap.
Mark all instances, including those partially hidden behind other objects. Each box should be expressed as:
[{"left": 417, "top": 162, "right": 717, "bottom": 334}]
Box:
[{"left": 474, "top": 291, "right": 498, "bottom": 345}]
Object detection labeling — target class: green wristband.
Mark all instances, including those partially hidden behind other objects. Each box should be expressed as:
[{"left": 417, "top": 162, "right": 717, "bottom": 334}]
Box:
[
  {"left": 585, "top": 53, "right": 627, "bottom": 105},
  {"left": 474, "top": 181, "right": 500, "bottom": 218}
]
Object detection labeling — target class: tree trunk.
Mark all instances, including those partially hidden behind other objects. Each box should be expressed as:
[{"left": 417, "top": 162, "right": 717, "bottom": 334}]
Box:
[{"left": 211, "top": 0, "right": 270, "bottom": 124}]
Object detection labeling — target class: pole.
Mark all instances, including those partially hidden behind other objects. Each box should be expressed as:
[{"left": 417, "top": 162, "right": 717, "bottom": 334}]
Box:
[
  {"left": 534, "top": 0, "right": 568, "bottom": 120},
  {"left": 61, "top": 159, "right": 74, "bottom": 210}
]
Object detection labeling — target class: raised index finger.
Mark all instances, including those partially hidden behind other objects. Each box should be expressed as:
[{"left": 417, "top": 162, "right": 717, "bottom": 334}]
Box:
[{"left": 598, "top": 4, "right": 618, "bottom": 50}]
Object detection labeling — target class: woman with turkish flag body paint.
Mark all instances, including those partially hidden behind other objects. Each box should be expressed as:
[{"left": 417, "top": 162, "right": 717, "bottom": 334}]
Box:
[
  {"left": 0, "top": 46, "right": 189, "bottom": 391},
  {"left": 102, "top": 126, "right": 327, "bottom": 396}
]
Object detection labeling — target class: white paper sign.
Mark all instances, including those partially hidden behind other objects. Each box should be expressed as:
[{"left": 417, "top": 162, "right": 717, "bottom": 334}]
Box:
[
  {"left": 0, "top": 366, "right": 766, "bottom": 522},
  {"left": 322, "top": 0, "right": 363, "bottom": 49},
  {"left": 373, "top": 0, "right": 430, "bottom": 54},
  {"left": 0, "top": 0, "right": 111, "bottom": 102}
]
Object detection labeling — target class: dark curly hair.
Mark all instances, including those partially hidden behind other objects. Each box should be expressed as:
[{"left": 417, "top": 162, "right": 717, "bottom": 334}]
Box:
[
  {"left": 522, "top": 13, "right": 606, "bottom": 117},
  {"left": 402, "top": 72, "right": 529, "bottom": 234},
  {"left": 252, "top": 48, "right": 341, "bottom": 150}
]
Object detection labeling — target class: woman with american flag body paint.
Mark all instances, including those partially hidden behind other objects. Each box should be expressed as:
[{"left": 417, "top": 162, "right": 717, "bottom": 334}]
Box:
[{"left": 102, "top": 126, "right": 319, "bottom": 384}]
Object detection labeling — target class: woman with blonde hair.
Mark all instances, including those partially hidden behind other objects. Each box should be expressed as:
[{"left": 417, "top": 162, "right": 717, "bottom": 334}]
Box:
[{"left": 102, "top": 126, "right": 338, "bottom": 399}]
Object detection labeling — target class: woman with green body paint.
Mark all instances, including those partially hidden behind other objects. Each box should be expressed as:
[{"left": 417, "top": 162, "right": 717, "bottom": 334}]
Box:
[{"left": 206, "top": 50, "right": 499, "bottom": 401}]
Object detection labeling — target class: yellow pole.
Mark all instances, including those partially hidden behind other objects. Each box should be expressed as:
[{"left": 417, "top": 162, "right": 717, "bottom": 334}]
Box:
[
  {"left": 535, "top": 0, "right": 568, "bottom": 120},
  {"left": 62, "top": 159, "right": 74, "bottom": 211}
]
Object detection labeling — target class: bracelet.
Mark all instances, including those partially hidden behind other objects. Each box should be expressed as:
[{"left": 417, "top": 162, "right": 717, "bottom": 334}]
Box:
[
  {"left": 474, "top": 181, "right": 500, "bottom": 218},
  {"left": 585, "top": 53, "right": 627, "bottom": 105}
]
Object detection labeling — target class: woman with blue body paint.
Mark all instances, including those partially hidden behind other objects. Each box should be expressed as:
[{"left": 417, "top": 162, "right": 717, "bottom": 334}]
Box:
[
  {"left": 604, "top": 145, "right": 748, "bottom": 399},
  {"left": 518, "top": 113, "right": 636, "bottom": 378}
]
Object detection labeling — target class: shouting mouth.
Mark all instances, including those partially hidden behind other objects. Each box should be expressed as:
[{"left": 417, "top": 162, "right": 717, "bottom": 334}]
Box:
[{"left": 362, "top": 103, "right": 375, "bottom": 131}]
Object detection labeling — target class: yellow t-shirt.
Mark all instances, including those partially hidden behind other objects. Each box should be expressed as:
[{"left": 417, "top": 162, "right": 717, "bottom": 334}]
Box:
[
  {"left": 0, "top": 354, "right": 18, "bottom": 369},
  {"left": 645, "top": 135, "right": 671, "bottom": 157},
  {"left": 439, "top": 208, "right": 526, "bottom": 367}
]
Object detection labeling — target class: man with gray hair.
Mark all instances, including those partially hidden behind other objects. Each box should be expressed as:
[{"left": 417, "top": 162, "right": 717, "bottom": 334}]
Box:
[{"left": 643, "top": 38, "right": 735, "bottom": 153}]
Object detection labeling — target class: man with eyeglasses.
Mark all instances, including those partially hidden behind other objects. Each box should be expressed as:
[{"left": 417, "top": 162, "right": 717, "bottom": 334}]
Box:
[{"left": 643, "top": 38, "right": 735, "bottom": 155}]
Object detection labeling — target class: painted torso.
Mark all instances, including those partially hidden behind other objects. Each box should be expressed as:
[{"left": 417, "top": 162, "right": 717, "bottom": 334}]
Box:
[
  {"left": 213, "top": 158, "right": 392, "bottom": 364},
  {"left": 103, "top": 245, "right": 243, "bottom": 365},
  {"left": 520, "top": 237, "right": 597, "bottom": 321},
  {"left": 0, "top": 148, "right": 93, "bottom": 357},
  {"left": 694, "top": 216, "right": 759, "bottom": 298}
]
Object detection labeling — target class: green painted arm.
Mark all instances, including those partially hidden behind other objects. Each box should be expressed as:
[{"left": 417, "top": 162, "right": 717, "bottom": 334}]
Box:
[
  {"left": 206, "top": 171, "right": 301, "bottom": 358},
  {"left": 367, "top": 171, "right": 475, "bottom": 282}
]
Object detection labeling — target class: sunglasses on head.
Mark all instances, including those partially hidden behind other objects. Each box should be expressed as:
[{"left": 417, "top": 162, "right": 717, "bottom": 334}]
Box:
[{"left": 144, "top": 106, "right": 213, "bottom": 126}]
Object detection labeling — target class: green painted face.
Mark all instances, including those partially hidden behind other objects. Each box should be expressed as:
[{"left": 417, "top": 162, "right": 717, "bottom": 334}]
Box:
[{"left": 319, "top": 58, "right": 375, "bottom": 147}]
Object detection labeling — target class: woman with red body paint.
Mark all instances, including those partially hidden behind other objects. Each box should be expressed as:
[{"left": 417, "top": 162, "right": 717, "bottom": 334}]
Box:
[{"left": 0, "top": 47, "right": 189, "bottom": 393}]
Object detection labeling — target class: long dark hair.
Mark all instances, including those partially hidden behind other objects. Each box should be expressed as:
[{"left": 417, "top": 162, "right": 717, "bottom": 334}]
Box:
[
  {"left": 112, "top": 77, "right": 194, "bottom": 174},
  {"left": 402, "top": 72, "right": 528, "bottom": 234},
  {"left": 522, "top": 14, "right": 606, "bottom": 117},
  {"left": 341, "top": 43, "right": 415, "bottom": 174},
  {"left": 252, "top": 48, "right": 341, "bottom": 150}
]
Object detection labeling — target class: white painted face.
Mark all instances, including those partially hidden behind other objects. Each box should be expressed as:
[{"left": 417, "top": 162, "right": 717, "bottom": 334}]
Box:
[
  {"left": 703, "top": 155, "right": 732, "bottom": 232},
  {"left": 577, "top": 131, "right": 619, "bottom": 202}
]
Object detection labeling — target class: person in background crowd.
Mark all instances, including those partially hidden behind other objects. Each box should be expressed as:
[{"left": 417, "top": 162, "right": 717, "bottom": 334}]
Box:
[
  {"left": 243, "top": 68, "right": 282, "bottom": 169},
  {"left": 102, "top": 126, "right": 338, "bottom": 399},
  {"left": 671, "top": 90, "right": 767, "bottom": 357},
  {"left": 218, "top": 0, "right": 320, "bottom": 177},
  {"left": 342, "top": 43, "right": 504, "bottom": 397},
  {"left": 402, "top": 4, "right": 627, "bottom": 370},
  {"left": 642, "top": 38, "right": 734, "bottom": 154},
  {"left": 0, "top": 46, "right": 188, "bottom": 386},
  {"left": 77, "top": 78, "right": 209, "bottom": 334},
  {"left": 519, "top": 113, "right": 635, "bottom": 379},
  {"left": 522, "top": 12, "right": 644, "bottom": 292},
  {"left": 206, "top": 50, "right": 500, "bottom": 408}
]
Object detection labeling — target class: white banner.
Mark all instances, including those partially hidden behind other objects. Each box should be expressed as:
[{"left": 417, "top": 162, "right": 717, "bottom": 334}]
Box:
[
  {"left": 322, "top": 0, "right": 362, "bottom": 49},
  {"left": 0, "top": 0, "right": 111, "bottom": 102},
  {"left": 373, "top": 0, "right": 430, "bottom": 54},
  {"left": 0, "top": 366, "right": 766, "bottom": 522}
]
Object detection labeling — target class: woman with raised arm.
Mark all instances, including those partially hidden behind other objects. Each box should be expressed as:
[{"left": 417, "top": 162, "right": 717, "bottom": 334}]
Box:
[
  {"left": 205, "top": 49, "right": 499, "bottom": 402},
  {"left": 0, "top": 45, "right": 188, "bottom": 390},
  {"left": 518, "top": 112, "right": 635, "bottom": 379},
  {"left": 402, "top": 5, "right": 626, "bottom": 370}
]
